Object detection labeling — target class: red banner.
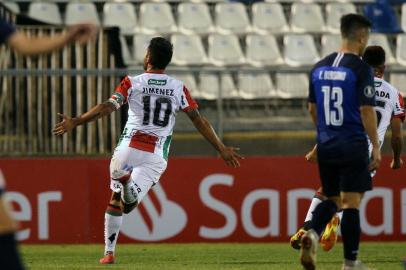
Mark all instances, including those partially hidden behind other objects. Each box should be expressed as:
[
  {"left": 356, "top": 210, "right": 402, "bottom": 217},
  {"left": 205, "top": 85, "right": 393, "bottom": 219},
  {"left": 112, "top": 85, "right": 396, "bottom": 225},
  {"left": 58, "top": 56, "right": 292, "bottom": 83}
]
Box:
[{"left": 0, "top": 156, "right": 405, "bottom": 243}]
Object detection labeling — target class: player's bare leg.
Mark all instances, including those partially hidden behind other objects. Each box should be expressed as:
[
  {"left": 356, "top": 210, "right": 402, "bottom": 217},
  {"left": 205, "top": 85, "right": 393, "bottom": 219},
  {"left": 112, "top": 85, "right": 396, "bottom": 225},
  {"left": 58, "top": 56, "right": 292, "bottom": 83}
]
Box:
[{"left": 290, "top": 188, "right": 326, "bottom": 250}]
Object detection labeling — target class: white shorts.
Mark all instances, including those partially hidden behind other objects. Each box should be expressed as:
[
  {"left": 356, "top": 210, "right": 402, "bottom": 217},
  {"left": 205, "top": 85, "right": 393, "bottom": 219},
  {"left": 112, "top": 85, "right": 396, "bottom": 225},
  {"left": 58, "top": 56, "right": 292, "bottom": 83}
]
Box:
[{"left": 109, "top": 147, "right": 167, "bottom": 204}]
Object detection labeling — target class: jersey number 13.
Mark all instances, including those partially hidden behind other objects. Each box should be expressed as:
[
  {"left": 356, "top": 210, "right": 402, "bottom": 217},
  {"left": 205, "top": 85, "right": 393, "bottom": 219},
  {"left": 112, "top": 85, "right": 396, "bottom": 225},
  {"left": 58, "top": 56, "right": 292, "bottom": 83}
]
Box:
[{"left": 322, "top": 86, "right": 344, "bottom": 126}]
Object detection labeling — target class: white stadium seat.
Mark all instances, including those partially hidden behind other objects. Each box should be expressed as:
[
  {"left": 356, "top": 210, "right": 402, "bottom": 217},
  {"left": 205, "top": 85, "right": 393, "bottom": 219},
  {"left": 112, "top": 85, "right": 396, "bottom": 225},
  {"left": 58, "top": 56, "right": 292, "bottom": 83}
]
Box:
[
  {"left": 103, "top": 2, "right": 137, "bottom": 35},
  {"left": 321, "top": 34, "right": 341, "bottom": 58},
  {"left": 326, "top": 3, "right": 356, "bottom": 33},
  {"left": 215, "top": 3, "right": 251, "bottom": 34},
  {"left": 276, "top": 73, "right": 309, "bottom": 99},
  {"left": 238, "top": 72, "right": 276, "bottom": 99},
  {"left": 4, "top": 2, "right": 19, "bottom": 13},
  {"left": 199, "top": 73, "right": 239, "bottom": 100},
  {"left": 390, "top": 74, "right": 406, "bottom": 96},
  {"left": 245, "top": 34, "right": 284, "bottom": 67},
  {"left": 120, "top": 36, "right": 133, "bottom": 66},
  {"left": 368, "top": 34, "right": 396, "bottom": 65},
  {"left": 133, "top": 34, "right": 155, "bottom": 64},
  {"left": 284, "top": 34, "right": 319, "bottom": 66},
  {"left": 208, "top": 34, "right": 245, "bottom": 66},
  {"left": 65, "top": 2, "right": 100, "bottom": 26},
  {"left": 402, "top": 4, "right": 406, "bottom": 32},
  {"left": 28, "top": 2, "right": 62, "bottom": 25},
  {"left": 170, "top": 73, "right": 202, "bottom": 99},
  {"left": 139, "top": 3, "right": 177, "bottom": 34},
  {"left": 396, "top": 34, "right": 406, "bottom": 66},
  {"left": 291, "top": 3, "right": 325, "bottom": 33},
  {"left": 171, "top": 34, "right": 208, "bottom": 66},
  {"left": 178, "top": 3, "right": 214, "bottom": 35},
  {"left": 252, "top": 2, "right": 290, "bottom": 34}
]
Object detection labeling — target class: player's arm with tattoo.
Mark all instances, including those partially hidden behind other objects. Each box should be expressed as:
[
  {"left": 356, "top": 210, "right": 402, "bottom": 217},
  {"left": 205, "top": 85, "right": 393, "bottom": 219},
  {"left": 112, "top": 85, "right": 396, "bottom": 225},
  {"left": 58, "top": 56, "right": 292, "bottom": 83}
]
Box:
[
  {"left": 186, "top": 109, "right": 243, "bottom": 167},
  {"left": 53, "top": 101, "right": 116, "bottom": 135}
]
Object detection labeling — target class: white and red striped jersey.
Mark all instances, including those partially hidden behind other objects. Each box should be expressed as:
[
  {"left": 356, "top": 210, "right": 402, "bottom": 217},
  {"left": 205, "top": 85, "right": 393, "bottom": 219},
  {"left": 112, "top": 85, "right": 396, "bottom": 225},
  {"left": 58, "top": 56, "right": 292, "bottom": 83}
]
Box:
[
  {"left": 373, "top": 77, "right": 405, "bottom": 147},
  {"left": 108, "top": 71, "right": 198, "bottom": 159}
]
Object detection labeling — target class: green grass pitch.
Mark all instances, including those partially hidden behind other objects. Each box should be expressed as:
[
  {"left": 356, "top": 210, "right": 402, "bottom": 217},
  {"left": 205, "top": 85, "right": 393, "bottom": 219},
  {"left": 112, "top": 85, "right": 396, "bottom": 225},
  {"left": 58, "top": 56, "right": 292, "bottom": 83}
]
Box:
[{"left": 21, "top": 243, "right": 406, "bottom": 270}]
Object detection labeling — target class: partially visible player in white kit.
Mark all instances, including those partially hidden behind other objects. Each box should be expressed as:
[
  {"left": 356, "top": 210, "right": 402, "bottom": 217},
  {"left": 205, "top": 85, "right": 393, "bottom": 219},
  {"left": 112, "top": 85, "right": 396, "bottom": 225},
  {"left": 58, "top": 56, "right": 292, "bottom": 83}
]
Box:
[
  {"left": 290, "top": 45, "right": 405, "bottom": 253},
  {"left": 53, "top": 37, "right": 243, "bottom": 264}
]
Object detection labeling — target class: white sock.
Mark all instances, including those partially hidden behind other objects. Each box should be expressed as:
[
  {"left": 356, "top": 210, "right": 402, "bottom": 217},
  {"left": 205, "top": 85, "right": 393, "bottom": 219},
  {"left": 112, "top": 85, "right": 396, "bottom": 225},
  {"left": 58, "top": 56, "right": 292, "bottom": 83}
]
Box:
[
  {"left": 104, "top": 213, "right": 123, "bottom": 255},
  {"left": 304, "top": 197, "right": 323, "bottom": 223},
  {"left": 121, "top": 179, "right": 139, "bottom": 204}
]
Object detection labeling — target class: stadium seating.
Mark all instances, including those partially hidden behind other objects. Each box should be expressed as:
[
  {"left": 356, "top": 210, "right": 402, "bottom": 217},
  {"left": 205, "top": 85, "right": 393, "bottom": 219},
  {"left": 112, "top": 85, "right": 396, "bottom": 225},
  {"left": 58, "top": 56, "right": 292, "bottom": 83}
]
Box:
[
  {"left": 238, "top": 72, "right": 276, "bottom": 99},
  {"left": 215, "top": 2, "right": 251, "bottom": 35},
  {"left": 368, "top": 34, "right": 396, "bottom": 65},
  {"left": 276, "top": 73, "right": 309, "bottom": 99},
  {"left": 28, "top": 2, "right": 62, "bottom": 25},
  {"left": 120, "top": 36, "right": 133, "bottom": 66},
  {"left": 402, "top": 3, "right": 406, "bottom": 32},
  {"left": 208, "top": 34, "right": 245, "bottom": 66},
  {"left": 290, "top": 3, "right": 325, "bottom": 33},
  {"left": 396, "top": 34, "right": 406, "bottom": 66},
  {"left": 139, "top": 2, "right": 177, "bottom": 34},
  {"left": 325, "top": 3, "right": 356, "bottom": 33},
  {"left": 171, "top": 34, "right": 208, "bottom": 66},
  {"left": 199, "top": 73, "right": 239, "bottom": 100},
  {"left": 283, "top": 34, "right": 319, "bottom": 66},
  {"left": 390, "top": 73, "right": 406, "bottom": 96},
  {"left": 178, "top": 2, "right": 214, "bottom": 35},
  {"left": 103, "top": 2, "right": 137, "bottom": 35},
  {"left": 65, "top": 2, "right": 100, "bottom": 26},
  {"left": 245, "top": 34, "right": 284, "bottom": 67},
  {"left": 321, "top": 34, "right": 340, "bottom": 58},
  {"left": 363, "top": 2, "right": 402, "bottom": 33},
  {"left": 3, "top": 2, "right": 19, "bottom": 13},
  {"left": 252, "top": 2, "right": 290, "bottom": 34},
  {"left": 133, "top": 34, "right": 155, "bottom": 64},
  {"left": 170, "top": 73, "right": 202, "bottom": 99}
]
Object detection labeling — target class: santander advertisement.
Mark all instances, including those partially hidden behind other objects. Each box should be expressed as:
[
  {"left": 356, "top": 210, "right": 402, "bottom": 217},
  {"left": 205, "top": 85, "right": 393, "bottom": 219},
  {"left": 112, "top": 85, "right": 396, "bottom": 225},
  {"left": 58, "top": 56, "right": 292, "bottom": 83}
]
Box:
[{"left": 0, "top": 156, "right": 405, "bottom": 244}]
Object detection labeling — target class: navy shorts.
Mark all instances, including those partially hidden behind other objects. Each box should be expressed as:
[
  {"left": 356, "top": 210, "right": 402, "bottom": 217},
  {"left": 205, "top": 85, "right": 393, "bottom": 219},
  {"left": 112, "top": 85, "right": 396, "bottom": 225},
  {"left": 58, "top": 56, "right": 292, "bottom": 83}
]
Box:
[{"left": 317, "top": 147, "right": 372, "bottom": 197}]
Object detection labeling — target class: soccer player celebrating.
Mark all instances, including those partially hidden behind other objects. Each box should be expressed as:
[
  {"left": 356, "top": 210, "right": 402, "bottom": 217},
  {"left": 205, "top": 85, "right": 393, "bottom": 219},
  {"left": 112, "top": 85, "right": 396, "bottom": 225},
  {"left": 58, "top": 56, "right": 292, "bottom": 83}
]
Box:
[
  {"left": 0, "top": 16, "right": 97, "bottom": 270},
  {"left": 291, "top": 45, "right": 405, "bottom": 253},
  {"left": 298, "top": 14, "right": 381, "bottom": 270},
  {"left": 53, "top": 37, "right": 243, "bottom": 265}
]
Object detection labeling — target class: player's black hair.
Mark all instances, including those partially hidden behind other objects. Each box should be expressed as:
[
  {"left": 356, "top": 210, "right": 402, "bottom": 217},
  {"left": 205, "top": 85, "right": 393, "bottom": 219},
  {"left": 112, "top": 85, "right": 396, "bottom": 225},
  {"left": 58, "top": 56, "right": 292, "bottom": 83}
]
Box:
[
  {"left": 340, "top": 14, "right": 372, "bottom": 40},
  {"left": 147, "top": 37, "right": 173, "bottom": 69},
  {"left": 363, "top": 45, "right": 386, "bottom": 67}
]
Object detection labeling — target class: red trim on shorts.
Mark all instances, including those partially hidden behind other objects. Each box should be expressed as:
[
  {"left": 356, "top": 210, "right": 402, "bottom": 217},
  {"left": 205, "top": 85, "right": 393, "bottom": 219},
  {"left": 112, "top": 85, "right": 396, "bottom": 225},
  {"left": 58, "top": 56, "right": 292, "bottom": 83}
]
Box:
[
  {"left": 392, "top": 92, "right": 405, "bottom": 122},
  {"left": 182, "top": 86, "right": 198, "bottom": 112},
  {"left": 129, "top": 131, "right": 158, "bottom": 153}
]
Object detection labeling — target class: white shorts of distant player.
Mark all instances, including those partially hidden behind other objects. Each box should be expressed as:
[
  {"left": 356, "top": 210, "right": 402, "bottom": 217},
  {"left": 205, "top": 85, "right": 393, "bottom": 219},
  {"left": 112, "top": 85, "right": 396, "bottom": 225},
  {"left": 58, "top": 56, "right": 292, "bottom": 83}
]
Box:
[{"left": 109, "top": 146, "right": 167, "bottom": 204}]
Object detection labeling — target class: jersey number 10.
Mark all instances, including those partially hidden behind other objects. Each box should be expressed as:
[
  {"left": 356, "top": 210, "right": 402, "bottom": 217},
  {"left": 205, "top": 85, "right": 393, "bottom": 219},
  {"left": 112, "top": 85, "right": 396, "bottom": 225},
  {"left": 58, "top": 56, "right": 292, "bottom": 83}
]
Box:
[
  {"left": 322, "top": 86, "right": 344, "bottom": 126},
  {"left": 142, "top": 96, "right": 172, "bottom": 127}
]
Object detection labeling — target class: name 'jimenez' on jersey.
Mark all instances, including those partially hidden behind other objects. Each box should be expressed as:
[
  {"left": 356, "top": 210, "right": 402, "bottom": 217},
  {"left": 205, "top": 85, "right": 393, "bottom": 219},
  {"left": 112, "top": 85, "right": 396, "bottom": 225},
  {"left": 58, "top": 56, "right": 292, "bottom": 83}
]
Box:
[
  {"left": 107, "top": 71, "right": 198, "bottom": 160},
  {"left": 308, "top": 52, "right": 376, "bottom": 157}
]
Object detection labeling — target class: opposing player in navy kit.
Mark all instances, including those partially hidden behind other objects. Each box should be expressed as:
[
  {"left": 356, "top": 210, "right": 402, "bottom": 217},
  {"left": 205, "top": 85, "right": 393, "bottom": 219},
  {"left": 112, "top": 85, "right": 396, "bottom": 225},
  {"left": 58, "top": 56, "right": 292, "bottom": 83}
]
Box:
[{"left": 299, "top": 14, "right": 381, "bottom": 270}]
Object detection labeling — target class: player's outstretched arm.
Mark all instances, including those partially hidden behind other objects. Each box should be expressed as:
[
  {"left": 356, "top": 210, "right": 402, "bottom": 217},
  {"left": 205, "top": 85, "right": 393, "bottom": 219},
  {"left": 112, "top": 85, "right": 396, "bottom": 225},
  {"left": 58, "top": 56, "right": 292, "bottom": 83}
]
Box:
[
  {"left": 360, "top": 105, "right": 382, "bottom": 171},
  {"left": 186, "top": 109, "right": 243, "bottom": 167},
  {"left": 305, "top": 144, "right": 318, "bottom": 163},
  {"left": 53, "top": 101, "right": 116, "bottom": 136},
  {"left": 390, "top": 118, "right": 403, "bottom": 169},
  {"left": 7, "top": 24, "right": 98, "bottom": 55}
]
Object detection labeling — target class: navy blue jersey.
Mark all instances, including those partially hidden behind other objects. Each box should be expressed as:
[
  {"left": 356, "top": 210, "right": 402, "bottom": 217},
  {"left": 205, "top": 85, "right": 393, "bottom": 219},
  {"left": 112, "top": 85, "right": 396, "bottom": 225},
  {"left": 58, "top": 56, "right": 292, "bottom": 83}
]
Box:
[
  {"left": 0, "top": 18, "right": 16, "bottom": 44},
  {"left": 309, "top": 52, "right": 375, "bottom": 159}
]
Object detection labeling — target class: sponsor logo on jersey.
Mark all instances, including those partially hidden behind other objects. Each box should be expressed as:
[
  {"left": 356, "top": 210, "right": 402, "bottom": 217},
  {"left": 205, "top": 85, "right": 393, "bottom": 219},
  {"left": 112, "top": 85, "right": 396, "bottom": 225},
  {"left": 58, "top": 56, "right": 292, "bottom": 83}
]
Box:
[
  {"left": 121, "top": 184, "right": 187, "bottom": 241},
  {"left": 375, "top": 90, "right": 390, "bottom": 99},
  {"left": 148, "top": 79, "right": 167, "bottom": 86}
]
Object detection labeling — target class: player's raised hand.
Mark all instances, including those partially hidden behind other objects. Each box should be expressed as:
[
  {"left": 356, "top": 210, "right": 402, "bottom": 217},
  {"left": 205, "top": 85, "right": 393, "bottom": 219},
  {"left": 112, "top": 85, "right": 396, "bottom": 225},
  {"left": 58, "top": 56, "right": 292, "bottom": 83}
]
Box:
[
  {"left": 369, "top": 146, "right": 382, "bottom": 171},
  {"left": 390, "top": 158, "right": 403, "bottom": 169},
  {"left": 67, "top": 23, "right": 98, "bottom": 45},
  {"left": 219, "top": 146, "right": 243, "bottom": 168},
  {"left": 53, "top": 113, "right": 77, "bottom": 136}
]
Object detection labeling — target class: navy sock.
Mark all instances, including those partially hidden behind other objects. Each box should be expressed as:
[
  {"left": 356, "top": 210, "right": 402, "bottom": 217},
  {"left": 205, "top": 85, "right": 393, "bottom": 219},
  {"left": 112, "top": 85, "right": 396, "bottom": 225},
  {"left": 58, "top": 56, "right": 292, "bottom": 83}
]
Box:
[
  {"left": 0, "top": 232, "right": 25, "bottom": 270},
  {"left": 341, "top": 208, "right": 360, "bottom": 261},
  {"left": 310, "top": 199, "right": 338, "bottom": 236}
]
